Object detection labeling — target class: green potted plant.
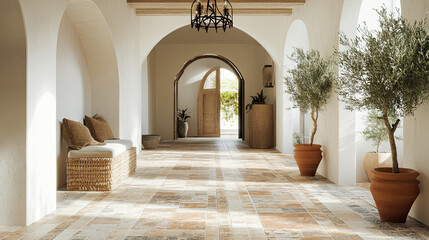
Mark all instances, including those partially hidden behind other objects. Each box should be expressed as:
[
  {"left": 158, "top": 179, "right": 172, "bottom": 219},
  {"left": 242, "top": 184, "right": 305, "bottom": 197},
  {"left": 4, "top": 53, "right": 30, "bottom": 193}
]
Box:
[
  {"left": 338, "top": 8, "right": 429, "bottom": 222},
  {"left": 284, "top": 48, "right": 336, "bottom": 176},
  {"left": 361, "top": 110, "right": 399, "bottom": 182},
  {"left": 177, "top": 108, "right": 191, "bottom": 138},
  {"left": 245, "top": 89, "right": 266, "bottom": 112}
]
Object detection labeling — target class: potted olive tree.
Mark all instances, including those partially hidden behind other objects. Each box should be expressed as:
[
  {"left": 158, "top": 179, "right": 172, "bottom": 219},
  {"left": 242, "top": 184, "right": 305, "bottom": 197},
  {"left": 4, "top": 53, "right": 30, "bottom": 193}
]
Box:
[
  {"left": 338, "top": 8, "right": 429, "bottom": 222},
  {"left": 177, "top": 108, "right": 191, "bottom": 138},
  {"left": 284, "top": 48, "right": 336, "bottom": 176}
]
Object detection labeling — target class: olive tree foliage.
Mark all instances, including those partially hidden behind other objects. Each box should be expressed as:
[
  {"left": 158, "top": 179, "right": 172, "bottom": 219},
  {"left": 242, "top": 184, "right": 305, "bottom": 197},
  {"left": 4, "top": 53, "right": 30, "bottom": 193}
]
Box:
[
  {"left": 338, "top": 7, "right": 429, "bottom": 173},
  {"left": 284, "top": 48, "right": 337, "bottom": 146}
]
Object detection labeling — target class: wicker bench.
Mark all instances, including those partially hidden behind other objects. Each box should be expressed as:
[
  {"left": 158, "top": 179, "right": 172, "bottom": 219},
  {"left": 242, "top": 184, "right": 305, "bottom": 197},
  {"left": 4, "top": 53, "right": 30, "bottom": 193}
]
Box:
[{"left": 66, "top": 140, "right": 137, "bottom": 191}]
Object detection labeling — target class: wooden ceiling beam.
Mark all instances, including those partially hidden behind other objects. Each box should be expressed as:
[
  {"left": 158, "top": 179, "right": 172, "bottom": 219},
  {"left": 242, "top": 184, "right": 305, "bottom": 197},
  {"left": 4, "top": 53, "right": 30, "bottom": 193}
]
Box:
[{"left": 136, "top": 8, "right": 293, "bottom": 15}]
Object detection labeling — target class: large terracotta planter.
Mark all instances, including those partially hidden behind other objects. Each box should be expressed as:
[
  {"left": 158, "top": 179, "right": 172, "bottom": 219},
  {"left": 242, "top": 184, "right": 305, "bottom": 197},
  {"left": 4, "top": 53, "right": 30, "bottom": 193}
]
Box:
[
  {"left": 363, "top": 152, "right": 392, "bottom": 182},
  {"left": 370, "top": 167, "right": 420, "bottom": 223},
  {"left": 293, "top": 144, "right": 322, "bottom": 176}
]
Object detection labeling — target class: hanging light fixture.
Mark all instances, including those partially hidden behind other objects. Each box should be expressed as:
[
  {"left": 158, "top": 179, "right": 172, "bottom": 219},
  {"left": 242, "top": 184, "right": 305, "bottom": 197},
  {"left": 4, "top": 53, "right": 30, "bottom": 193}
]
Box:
[{"left": 191, "top": 0, "right": 233, "bottom": 32}]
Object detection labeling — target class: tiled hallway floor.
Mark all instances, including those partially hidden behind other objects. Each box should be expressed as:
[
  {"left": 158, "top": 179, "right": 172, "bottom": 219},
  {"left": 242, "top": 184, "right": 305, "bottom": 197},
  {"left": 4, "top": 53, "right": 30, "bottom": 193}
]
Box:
[{"left": 1, "top": 138, "right": 429, "bottom": 240}]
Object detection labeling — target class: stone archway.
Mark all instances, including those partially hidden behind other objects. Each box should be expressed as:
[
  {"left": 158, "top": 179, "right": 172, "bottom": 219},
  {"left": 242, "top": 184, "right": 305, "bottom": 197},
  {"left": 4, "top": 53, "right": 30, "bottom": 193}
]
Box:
[{"left": 173, "top": 54, "right": 245, "bottom": 140}]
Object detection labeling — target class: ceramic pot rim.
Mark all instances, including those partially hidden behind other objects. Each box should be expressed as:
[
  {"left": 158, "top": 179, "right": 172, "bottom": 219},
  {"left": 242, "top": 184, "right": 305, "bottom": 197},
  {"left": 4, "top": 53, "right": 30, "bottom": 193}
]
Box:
[
  {"left": 294, "top": 144, "right": 322, "bottom": 147},
  {"left": 371, "top": 167, "right": 419, "bottom": 177}
]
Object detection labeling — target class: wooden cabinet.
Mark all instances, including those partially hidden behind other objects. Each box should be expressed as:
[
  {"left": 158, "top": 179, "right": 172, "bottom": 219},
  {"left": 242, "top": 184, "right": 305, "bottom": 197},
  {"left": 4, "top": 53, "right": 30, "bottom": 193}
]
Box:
[{"left": 247, "top": 104, "right": 274, "bottom": 148}]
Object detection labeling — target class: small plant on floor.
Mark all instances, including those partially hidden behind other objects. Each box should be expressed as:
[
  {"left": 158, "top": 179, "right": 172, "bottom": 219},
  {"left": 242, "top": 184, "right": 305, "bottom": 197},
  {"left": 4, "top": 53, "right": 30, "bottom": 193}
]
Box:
[
  {"left": 245, "top": 89, "right": 267, "bottom": 112},
  {"left": 177, "top": 108, "right": 191, "bottom": 123},
  {"left": 177, "top": 108, "right": 191, "bottom": 138},
  {"left": 284, "top": 48, "right": 336, "bottom": 146}
]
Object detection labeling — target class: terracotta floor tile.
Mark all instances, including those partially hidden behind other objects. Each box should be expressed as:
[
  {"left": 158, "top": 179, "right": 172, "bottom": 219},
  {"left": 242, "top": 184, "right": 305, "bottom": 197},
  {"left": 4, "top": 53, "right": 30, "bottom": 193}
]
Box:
[{"left": 2, "top": 138, "right": 429, "bottom": 239}]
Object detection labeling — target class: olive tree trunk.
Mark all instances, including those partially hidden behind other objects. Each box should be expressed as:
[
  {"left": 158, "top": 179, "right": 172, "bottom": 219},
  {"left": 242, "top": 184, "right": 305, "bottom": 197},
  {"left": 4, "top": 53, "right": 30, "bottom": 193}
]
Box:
[
  {"left": 310, "top": 107, "right": 318, "bottom": 146},
  {"left": 380, "top": 111, "right": 400, "bottom": 173}
]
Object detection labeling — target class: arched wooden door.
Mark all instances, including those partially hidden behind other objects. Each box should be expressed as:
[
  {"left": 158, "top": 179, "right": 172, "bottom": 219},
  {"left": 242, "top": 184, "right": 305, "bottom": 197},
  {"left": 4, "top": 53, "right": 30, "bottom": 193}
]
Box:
[{"left": 198, "top": 68, "right": 220, "bottom": 137}]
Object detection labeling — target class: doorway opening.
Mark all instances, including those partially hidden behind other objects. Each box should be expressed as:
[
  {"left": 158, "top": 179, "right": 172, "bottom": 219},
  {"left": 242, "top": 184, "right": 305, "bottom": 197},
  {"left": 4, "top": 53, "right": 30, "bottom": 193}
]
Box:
[
  {"left": 220, "top": 68, "right": 239, "bottom": 139},
  {"left": 173, "top": 54, "right": 245, "bottom": 140}
]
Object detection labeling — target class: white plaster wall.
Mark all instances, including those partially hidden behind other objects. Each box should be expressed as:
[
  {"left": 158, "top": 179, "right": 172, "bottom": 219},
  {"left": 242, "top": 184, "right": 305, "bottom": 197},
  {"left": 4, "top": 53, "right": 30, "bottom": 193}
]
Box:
[
  {"left": 149, "top": 43, "right": 273, "bottom": 140},
  {"left": 94, "top": 0, "right": 141, "bottom": 149},
  {"left": 19, "top": 0, "right": 67, "bottom": 225},
  {"left": 339, "top": 0, "right": 403, "bottom": 183},
  {"left": 65, "top": 0, "right": 120, "bottom": 137},
  {"left": 56, "top": 13, "right": 92, "bottom": 188},
  {"left": 0, "top": 0, "right": 27, "bottom": 226},
  {"left": 401, "top": 0, "right": 429, "bottom": 227},
  {"left": 15, "top": 0, "right": 141, "bottom": 225},
  {"left": 285, "top": 0, "right": 343, "bottom": 184},
  {"left": 283, "top": 19, "right": 310, "bottom": 154}
]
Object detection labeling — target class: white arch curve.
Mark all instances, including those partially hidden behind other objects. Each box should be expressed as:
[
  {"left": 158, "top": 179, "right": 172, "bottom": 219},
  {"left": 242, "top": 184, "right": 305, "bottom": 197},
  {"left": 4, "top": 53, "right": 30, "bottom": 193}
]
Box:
[
  {"left": 60, "top": 0, "right": 120, "bottom": 135},
  {"left": 282, "top": 19, "right": 310, "bottom": 154}
]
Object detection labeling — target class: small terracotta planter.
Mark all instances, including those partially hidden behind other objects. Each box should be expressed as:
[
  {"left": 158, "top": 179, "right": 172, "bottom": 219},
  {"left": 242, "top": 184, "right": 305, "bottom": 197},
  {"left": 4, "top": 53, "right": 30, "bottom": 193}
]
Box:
[
  {"left": 370, "top": 167, "right": 420, "bottom": 223},
  {"left": 293, "top": 144, "right": 322, "bottom": 176}
]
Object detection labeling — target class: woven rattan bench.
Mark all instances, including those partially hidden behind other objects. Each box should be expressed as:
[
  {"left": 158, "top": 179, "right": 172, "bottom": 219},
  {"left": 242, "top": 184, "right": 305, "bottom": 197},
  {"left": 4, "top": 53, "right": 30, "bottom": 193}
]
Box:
[{"left": 66, "top": 146, "right": 136, "bottom": 191}]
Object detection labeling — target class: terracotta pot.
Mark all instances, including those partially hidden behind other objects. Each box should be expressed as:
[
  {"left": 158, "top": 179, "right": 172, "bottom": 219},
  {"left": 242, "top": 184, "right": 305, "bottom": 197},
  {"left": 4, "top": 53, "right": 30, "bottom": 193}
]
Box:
[
  {"left": 178, "top": 122, "right": 189, "bottom": 138},
  {"left": 370, "top": 167, "right": 420, "bottom": 223},
  {"left": 363, "top": 152, "right": 392, "bottom": 182},
  {"left": 293, "top": 144, "right": 322, "bottom": 176}
]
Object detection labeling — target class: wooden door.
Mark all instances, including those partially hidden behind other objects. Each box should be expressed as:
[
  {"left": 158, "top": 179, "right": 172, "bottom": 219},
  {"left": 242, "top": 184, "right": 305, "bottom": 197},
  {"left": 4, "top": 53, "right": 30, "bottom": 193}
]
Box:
[{"left": 198, "top": 68, "right": 220, "bottom": 137}]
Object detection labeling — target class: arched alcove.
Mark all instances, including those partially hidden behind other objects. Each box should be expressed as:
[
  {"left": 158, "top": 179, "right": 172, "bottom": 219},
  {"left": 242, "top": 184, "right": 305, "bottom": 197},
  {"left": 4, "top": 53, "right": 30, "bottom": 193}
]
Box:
[
  {"left": 56, "top": 0, "right": 120, "bottom": 188},
  {"left": 143, "top": 25, "right": 275, "bottom": 141},
  {"left": 0, "top": 0, "right": 27, "bottom": 225},
  {"left": 338, "top": 0, "right": 402, "bottom": 185},
  {"left": 282, "top": 19, "right": 310, "bottom": 154}
]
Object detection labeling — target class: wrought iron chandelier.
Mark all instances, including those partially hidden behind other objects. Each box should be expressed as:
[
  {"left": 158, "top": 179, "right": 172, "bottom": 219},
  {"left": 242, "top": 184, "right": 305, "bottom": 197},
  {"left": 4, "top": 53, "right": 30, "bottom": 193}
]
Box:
[{"left": 191, "top": 0, "right": 233, "bottom": 32}]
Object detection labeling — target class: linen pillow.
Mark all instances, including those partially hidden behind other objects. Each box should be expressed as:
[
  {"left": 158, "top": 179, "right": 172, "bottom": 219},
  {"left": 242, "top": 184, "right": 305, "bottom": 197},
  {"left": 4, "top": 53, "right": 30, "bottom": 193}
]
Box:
[
  {"left": 61, "top": 118, "right": 104, "bottom": 150},
  {"left": 84, "top": 114, "right": 115, "bottom": 142}
]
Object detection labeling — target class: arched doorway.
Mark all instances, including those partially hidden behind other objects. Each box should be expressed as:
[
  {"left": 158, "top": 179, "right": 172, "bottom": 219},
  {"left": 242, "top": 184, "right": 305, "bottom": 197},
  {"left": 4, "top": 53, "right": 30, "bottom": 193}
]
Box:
[{"left": 173, "top": 54, "right": 245, "bottom": 140}]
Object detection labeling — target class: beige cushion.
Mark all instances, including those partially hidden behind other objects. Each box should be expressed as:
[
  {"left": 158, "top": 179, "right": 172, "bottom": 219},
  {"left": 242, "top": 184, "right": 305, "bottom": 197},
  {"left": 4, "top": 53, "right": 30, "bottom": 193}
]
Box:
[
  {"left": 84, "top": 114, "right": 115, "bottom": 142},
  {"left": 62, "top": 118, "right": 104, "bottom": 150},
  {"left": 67, "top": 143, "right": 127, "bottom": 158},
  {"left": 104, "top": 139, "right": 133, "bottom": 150}
]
